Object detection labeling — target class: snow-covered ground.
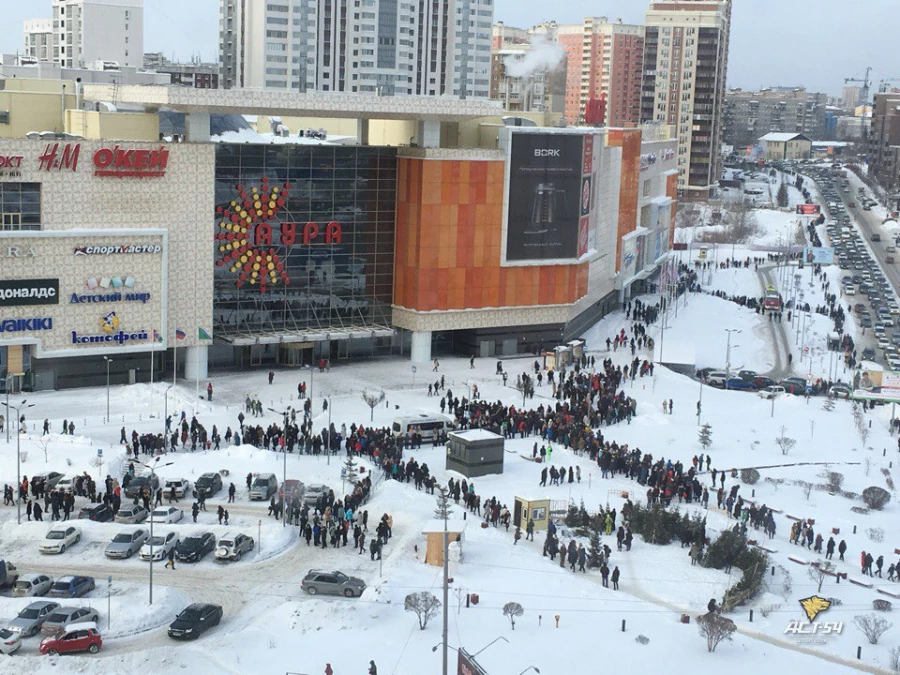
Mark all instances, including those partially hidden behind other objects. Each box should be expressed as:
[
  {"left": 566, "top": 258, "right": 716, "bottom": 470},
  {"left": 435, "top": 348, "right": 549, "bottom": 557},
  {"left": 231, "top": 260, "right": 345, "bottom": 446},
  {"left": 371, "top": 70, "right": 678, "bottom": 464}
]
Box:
[{"left": 4, "top": 191, "right": 900, "bottom": 673}]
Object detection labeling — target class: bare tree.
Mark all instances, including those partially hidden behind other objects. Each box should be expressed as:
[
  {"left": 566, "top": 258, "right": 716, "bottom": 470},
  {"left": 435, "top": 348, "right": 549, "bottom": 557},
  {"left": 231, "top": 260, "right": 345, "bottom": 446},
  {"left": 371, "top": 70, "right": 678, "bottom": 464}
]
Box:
[
  {"left": 37, "top": 436, "right": 51, "bottom": 463},
  {"left": 775, "top": 426, "right": 796, "bottom": 456},
  {"left": 889, "top": 645, "right": 900, "bottom": 673},
  {"left": 723, "top": 196, "right": 759, "bottom": 243},
  {"left": 808, "top": 560, "right": 836, "bottom": 593},
  {"left": 404, "top": 592, "right": 441, "bottom": 630},
  {"left": 696, "top": 613, "right": 737, "bottom": 653},
  {"left": 503, "top": 602, "right": 524, "bottom": 630},
  {"left": 854, "top": 613, "right": 893, "bottom": 645},
  {"left": 361, "top": 390, "right": 385, "bottom": 422},
  {"left": 434, "top": 485, "right": 452, "bottom": 520}
]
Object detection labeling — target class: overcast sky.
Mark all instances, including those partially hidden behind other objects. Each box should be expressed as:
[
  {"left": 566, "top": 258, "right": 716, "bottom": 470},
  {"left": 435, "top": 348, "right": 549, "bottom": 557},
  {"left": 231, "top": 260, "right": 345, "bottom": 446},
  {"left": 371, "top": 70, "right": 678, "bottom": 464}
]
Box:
[{"left": 0, "top": 0, "right": 892, "bottom": 95}]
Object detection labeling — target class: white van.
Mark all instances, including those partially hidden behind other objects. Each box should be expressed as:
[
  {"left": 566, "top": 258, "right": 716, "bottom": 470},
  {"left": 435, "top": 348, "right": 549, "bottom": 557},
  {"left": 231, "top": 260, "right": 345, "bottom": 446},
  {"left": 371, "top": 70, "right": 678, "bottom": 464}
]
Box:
[{"left": 392, "top": 414, "right": 454, "bottom": 441}]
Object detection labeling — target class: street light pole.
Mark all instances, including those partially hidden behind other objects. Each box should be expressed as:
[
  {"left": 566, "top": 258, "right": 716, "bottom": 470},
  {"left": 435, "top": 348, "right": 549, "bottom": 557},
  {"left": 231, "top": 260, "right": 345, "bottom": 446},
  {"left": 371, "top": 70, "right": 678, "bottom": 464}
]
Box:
[
  {"left": 136, "top": 457, "right": 173, "bottom": 605},
  {"left": 268, "top": 407, "right": 291, "bottom": 528},
  {"left": 724, "top": 329, "right": 742, "bottom": 378},
  {"left": 104, "top": 357, "right": 113, "bottom": 423},
  {"left": 3, "top": 399, "right": 34, "bottom": 525}
]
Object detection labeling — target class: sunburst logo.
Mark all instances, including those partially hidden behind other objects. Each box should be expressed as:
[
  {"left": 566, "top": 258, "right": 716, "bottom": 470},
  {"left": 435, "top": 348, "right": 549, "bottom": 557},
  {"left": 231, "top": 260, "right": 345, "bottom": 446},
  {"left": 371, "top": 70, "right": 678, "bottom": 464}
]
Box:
[
  {"left": 799, "top": 595, "right": 831, "bottom": 622},
  {"left": 215, "top": 177, "right": 291, "bottom": 293}
]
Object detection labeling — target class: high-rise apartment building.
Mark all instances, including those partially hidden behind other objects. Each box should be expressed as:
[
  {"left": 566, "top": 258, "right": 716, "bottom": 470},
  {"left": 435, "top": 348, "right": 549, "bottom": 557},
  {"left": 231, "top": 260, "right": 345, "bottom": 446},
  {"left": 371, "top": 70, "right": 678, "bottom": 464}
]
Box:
[
  {"left": 723, "top": 87, "right": 828, "bottom": 149},
  {"left": 37, "top": 0, "right": 143, "bottom": 69},
  {"left": 488, "top": 22, "right": 566, "bottom": 113},
  {"left": 219, "top": 0, "right": 492, "bottom": 98},
  {"left": 24, "top": 19, "right": 53, "bottom": 62},
  {"left": 842, "top": 84, "right": 863, "bottom": 111},
  {"left": 867, "top": 92, "right": 900, "bottom": 204},
  {"left": 641, "top": 0, "right": 731, "bottom": 200}
]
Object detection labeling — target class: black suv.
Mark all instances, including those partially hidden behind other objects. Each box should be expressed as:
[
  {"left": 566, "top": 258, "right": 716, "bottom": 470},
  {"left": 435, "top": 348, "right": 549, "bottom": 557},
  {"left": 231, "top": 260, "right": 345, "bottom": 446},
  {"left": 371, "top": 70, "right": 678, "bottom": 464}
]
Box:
[
  {"left": 168, "top": 603, "right": 223, "bottom": 640},
  {"left": 194, "top": 473, "right": 223, "bottom": 498},
  {"left": 175, "top": 532, "right": 216, "bottom": 563},
  {"left": 77, "top": 503, "right": 114, "bottom": 522},
  {"left": 124, "top": 474, "right": 159, "bottom": 500}
]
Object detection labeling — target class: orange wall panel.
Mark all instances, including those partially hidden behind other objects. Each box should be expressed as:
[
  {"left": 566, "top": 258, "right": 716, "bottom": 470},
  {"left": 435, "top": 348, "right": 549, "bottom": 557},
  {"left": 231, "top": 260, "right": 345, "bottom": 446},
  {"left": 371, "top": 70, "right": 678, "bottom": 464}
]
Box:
[{"left": 393, "top": 157, "right": 589, "bottom": 313}]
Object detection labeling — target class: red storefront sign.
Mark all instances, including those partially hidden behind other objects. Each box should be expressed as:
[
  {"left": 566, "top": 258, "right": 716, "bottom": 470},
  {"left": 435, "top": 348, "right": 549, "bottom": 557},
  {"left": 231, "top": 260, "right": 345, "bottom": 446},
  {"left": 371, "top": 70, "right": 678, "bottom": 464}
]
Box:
[
  {"left": 0, "top": 156, "right": 23, "bottom": 168},
  {"left": 36, "top": 142, "right": 169, "bottom": 177}
]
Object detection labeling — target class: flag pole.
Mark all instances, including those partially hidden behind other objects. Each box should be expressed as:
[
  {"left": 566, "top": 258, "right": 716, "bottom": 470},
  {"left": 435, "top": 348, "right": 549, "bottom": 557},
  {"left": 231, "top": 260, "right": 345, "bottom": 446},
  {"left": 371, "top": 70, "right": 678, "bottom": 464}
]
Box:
[
  {"left": 173, "top": 328, "right": 177, "bottom": 387},
  {"left": 195, "top": 330, "right": 200, "bottom": 403},
  {"left": 150, "top": 347, "right": 154, "bottom": 419}
]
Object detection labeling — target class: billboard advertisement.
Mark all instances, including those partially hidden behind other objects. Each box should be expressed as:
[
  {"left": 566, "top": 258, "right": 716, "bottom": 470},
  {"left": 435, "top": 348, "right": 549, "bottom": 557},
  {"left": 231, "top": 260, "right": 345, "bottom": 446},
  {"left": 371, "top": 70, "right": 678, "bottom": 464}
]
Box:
[
  {"left": 620, "top": 234, "right": 638, "bottom": 280},
  {"left": 505, "top": 132, "right": 586, "bottom": 262},
  {"left": 796, "top": 204, "right": 822, "bottom": 216},
  {"left": 457, "top": 649, "right": 488, "bottom": 675},
  {"left": 803, "top": 246, "right": 834, "bottom": 265},
  {"left": 853, "top": 370, "right": 900, "bottom": 402},
  {"left": 0, "top": 231, "right": 167, "bottom": 357}
]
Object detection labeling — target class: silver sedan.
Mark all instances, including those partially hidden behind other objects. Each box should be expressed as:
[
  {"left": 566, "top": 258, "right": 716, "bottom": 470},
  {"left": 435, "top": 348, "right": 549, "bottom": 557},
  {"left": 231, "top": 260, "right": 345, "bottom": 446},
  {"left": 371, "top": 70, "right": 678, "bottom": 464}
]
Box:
[{"left": 104, "top": 529, "right": 149, "bottom": 559}]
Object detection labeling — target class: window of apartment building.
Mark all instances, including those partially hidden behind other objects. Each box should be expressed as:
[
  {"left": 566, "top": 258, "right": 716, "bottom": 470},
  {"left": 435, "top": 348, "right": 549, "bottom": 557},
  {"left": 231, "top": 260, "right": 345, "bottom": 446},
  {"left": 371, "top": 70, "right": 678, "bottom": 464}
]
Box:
[
  {"left": 267, "top": 30, "right": 288, "bottom": 38},
  {"left": 267, "top": 4, "right": 289, "bottom": 11},
  {"left": 266, "top": 42, "right": 287, "bottom": 52},
  {"left": 662, "top": 26, "right": 671, "bottom": 35},
  {"left": 267, "top": 54, "right": 288, "bottom": 63},
  {"left": 682, "top": 92, "right": 691, "bottom": 101},
  {"left": 267, "top": 16, "right": 289, "bottom": 25}
]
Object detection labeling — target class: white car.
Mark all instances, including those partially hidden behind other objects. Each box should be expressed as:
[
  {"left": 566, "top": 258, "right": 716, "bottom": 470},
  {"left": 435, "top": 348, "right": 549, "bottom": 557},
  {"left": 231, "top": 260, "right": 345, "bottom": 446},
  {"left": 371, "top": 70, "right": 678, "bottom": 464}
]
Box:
[
  {"left": 149, "top": 506, "right": 184, "bottom": 524},
  {"left": 758, "top": 386, "right": 785, "bottom": 399},
  {"left": 878, "top": 337, "right": 891, "bottom": 349},
  {"left": 164, "top": 478, "right": 192, "bottom": 499},
  {"left": 13, "top": 573, "right": 53, "bottom": 597},
  {"left": 39, "top": 526, "right": 81, "bottom": 555},
  {"left": 0, "top": 628, "right": 22, "bottom": 655},
  {"left": 54, "top": 475, "right": 77, "bottom": 492},
  {"left": 140, "top": 531, "right": 180, "bottom": 562}
]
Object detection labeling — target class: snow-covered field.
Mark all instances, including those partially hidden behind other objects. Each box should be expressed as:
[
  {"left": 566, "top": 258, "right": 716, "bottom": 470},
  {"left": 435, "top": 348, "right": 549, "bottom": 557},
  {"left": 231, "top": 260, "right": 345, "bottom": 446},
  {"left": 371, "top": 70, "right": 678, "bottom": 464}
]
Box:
[{"left": 4, "top": 189, "right": 900, "bottom": 673}]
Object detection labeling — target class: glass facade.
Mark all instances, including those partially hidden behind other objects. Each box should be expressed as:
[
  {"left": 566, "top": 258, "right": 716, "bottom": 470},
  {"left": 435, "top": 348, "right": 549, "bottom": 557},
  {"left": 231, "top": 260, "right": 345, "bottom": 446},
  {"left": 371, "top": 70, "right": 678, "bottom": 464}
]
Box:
[
  {"left": 0, "top": 182, "right": 41, "bottom": 230},
  {"left": 213, "top": 144, "right": 397, "bottom": 340}
]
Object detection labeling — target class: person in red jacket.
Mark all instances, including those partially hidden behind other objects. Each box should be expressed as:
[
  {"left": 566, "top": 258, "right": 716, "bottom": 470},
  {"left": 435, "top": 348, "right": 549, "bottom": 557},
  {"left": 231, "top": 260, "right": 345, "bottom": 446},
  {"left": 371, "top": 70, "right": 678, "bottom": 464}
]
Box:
[{"left": 325, "top": 664, "right": 334, "bottom": 675}]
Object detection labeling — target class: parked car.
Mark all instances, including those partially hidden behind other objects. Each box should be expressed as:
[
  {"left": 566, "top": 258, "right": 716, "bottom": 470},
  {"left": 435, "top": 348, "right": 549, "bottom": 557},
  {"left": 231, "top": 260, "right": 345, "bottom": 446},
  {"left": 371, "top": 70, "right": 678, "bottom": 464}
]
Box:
[
  {"left": 862, "top": 347, "right": 877, "bottom": 360},
  {"left": 7, "top": 601, "right": 60, "bottom": 637},
  {"left": 249, "top": 473, "right": 278, "bottom": 501},
  {"left": 104, "top": 529, "right": 149, "bottom": 559},
  {"left": 13, "top": 573, "right": 53, "bottom": 597},
  {"left": 829, "top": 384, "right": 852, "bottom": 399},
  {"left": 175, "top": 532, "right": 216, "bottom": 563},
  {"left": 737, "top": 369, "right": 758, "bottom": 381},
  {"left": 78, "top": 503, "right": 114, "bottom": 523},
  {"left": 279, "top": 479, "right": 305, "bottom": 502},
  {"left": 214, "top": 533, "right": 254, "bottom": 562},
  {"left": 194, "top": 472, "right": 223, "bottom": 498},
  {"left": 302, "top": 483, "right": 332, "bottom": 507},
  {"left": 167, "top": 603, "right": 223, "bottom": 640},
  {"left": 54, "top": 475, "right": 77, "bottom": 492},
  {"left": 0, "top": 559, "right": 18, "bottom": 589},
  {"left": 164, "top": 478, "right": 192, "bottom": 499},
  {"left": 0, "top": 628, "right": 22, "bottom": 655},
  {"left": 778, "top": 380, "right": 805, "bottom": 395},
  {"left": 114, "top": 504, "right": 149, "bottom": 525},
  {"left": 703, "top": 371, "right": 729, "bottom": 388},
  {"left": 751, "top": 376, "right": 775, "bottom": 389},
  {"left": 39, "top": 622, "right": 102, "bottom": 655},
  {"left": 41, "top": 606, "right": 99, "bottom": 637},
  {"left": 39, "top": 526, "right": 81, "bottom": 555},
  {"left": 301, "top": 570, "right": 366, "bottom": 598},
  {"left": 48, "top": 576, "right": 95, "bottom": 599},
  {"left": 149, "top": 506, "right": 184, "bottom": 524},
  {"left": 124, "top": 474, "right": 159, "bottom": 500},
  {"left": 724, "top": 378, "right": 756, "bottom": 391},
  {"left": 758, "top": 386, "right": 786, "bottom": 399},
  {"left": 140, "top": 532, "right": 179, "bottom": 562},
  {"left": 32, "top": 472, "right": 65, "bottom": 490}
]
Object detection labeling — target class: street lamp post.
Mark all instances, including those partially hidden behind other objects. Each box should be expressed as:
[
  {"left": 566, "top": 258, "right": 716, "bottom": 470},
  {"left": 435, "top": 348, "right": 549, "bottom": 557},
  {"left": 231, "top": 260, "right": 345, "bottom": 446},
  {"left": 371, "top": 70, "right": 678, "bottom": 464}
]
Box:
[
  {"left": 135, "top": 457, "right": 173, "bottom": 604},
  {"left": 103, "top": 357, "right": 113, "bottom": 423},
  {"left": 724, "top": 329, "right": 742, "bottom": 378},
  {"left": 268, "top": 407, "right": 291, "bottom": 527},
  {"left": 163, "top": 384, "right": 174, "bottom": 446},
  {"left": 3, "top": 373, "right": 13, "bottom": 444},
  {"left": 2, "top": 399, "right": 34, "bottom": 524}
]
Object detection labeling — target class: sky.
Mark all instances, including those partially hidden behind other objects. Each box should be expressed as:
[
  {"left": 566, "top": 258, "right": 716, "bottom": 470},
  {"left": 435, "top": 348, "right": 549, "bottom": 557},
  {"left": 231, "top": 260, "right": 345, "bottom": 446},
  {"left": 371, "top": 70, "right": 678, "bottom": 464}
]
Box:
[{"left": 0, "top": 0, "right": 894, "bottom": 96}]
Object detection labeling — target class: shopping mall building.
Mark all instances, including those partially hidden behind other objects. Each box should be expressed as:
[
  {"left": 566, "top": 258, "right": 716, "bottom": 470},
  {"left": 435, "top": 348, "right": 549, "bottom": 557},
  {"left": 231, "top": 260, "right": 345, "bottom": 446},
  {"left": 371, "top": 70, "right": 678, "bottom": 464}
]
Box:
[{"left": 0, "top": 83, "right": 675, "bottom": 391}]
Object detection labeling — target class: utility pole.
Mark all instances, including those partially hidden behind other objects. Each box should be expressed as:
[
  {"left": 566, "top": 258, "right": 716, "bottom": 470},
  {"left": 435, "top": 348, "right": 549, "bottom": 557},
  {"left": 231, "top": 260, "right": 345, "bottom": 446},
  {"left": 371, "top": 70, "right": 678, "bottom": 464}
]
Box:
[
  {"left": 442, "top": 511, "right": 449, "bottom": 675},
  {"left": 725, "top": 328, "right": 741, "bottom": 377}
]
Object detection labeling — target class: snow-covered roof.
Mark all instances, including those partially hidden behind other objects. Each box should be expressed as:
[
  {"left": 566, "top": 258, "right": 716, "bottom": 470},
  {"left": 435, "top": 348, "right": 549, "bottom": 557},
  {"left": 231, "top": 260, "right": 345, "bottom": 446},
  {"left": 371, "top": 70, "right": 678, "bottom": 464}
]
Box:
[
  {"left": 759, "top": 132, "right": 811, "bottom": 143},
  {"left": 449, "top": 429, "right": 503, "bottom": 442}
]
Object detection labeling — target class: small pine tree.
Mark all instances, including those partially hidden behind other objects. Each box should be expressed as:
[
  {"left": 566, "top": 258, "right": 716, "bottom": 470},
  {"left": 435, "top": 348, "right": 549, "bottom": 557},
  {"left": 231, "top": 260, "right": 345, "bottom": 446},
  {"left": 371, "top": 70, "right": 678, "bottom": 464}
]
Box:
[
  {"left": 578, "top": 499, "right": 591, "bottom": 529},
  {"left": 565, "top": 502, "right": 580, "bottom": 527},
  {"left": 587, "top": 526, "right": 603, "bottom": 568},
  {"left": 776, "top": 183, "right": 789, "bottom": 208},
  {"left": 434, "top": 485, "right": 452, "bottom": 520},
  {"left": 698, "top": 423, "right": 713, "bottom": 449},
  {"left": 343, "top": 454, "right": 358, "bottom": 486}
]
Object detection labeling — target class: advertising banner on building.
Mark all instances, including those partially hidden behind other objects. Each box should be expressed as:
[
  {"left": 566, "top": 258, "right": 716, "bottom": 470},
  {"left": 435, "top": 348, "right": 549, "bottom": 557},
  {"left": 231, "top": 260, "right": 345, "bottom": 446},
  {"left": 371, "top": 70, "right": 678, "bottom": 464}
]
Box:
[
  {"left": 457, "top": 649, "right": 488, "bottom": 675},
  {"left": 0, "top": 279, "right": 59, "bottom": 307},
  {"left": 505, "top": 131, "right": 585, "bottom": 262},
  {"left": 621, "top": 233, "right": 638, "bottom": 280},
  {"left": 853, "top": 370, "right": 900, "bottom": 403},
  {"left": 803, "top": 246, "right": 834, "bottom": 265},
  {"left": 0, "top": 231, "right": 167, "bottom": 357}
]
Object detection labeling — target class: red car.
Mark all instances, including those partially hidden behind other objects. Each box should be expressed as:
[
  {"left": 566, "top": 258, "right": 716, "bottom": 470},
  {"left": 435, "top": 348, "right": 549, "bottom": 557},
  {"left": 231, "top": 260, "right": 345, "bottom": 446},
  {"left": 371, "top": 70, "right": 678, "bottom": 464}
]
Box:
[{"left": 39, "top": 622, "right": 102, "bottom": 656}]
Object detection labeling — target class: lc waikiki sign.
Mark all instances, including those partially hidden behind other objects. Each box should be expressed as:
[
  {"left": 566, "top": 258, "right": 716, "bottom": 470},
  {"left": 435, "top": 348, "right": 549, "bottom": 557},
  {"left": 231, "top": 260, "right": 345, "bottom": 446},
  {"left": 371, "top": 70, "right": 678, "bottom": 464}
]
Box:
[
  {"left": 37, "top": 142, "right": 170, "bottom": 178},
  {"left": 215, "top": 177, "right": 343, "bottom": 293}
]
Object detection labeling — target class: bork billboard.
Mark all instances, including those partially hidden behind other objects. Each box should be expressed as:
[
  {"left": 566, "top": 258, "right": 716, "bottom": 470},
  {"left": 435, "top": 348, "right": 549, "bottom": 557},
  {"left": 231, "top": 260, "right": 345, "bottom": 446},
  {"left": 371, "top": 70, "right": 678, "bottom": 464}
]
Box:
[{"left": 505, "top": 132, "right": 591, "bottom": 262}]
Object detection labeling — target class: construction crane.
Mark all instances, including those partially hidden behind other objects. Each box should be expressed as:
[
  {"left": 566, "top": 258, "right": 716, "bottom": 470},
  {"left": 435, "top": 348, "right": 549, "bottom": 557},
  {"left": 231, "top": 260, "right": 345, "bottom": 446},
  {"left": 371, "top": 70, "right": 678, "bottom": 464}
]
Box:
[{"left": 845, "top": 66, "right": 873, "bottom": 106}]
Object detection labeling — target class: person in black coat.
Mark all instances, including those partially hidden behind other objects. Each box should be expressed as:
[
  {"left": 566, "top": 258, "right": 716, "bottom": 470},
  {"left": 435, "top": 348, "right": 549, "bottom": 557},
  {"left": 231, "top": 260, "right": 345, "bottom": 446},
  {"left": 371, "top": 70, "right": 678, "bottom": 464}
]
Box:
[
  {"left": 611, "top": 566, "right": 620, "bottom": 590},
  {"left": 165, "top": 547, "right": 176, "bottom": 569}
]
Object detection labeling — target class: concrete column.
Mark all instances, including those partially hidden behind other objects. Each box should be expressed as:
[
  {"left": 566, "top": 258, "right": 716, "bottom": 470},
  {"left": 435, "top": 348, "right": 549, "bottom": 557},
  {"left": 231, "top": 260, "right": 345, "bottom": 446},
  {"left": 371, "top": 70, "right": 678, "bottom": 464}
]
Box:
[
  {"left": 410, "top": 330, "right": 433, "bottom": 363},
  {"left": 184, "top": 345, "right": 209, "bottom": 380},
  {"left": 357, "top": 118, "right": 370, "bottom": 146},
  {"left": 416, "top": 120, "right": 441, "bottom": 148},
  {"left": 185, "top": 112, "right": 211, "bottom": 142}
]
